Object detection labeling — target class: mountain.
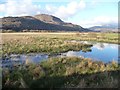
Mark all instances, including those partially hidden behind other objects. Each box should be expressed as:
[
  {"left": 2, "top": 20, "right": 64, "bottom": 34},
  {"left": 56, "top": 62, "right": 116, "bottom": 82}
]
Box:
[
  {"left": 1, "top": 14, "right": 90, "bottom": 32},
  {"left": 34, "top": 14, "right": 80, "bottom": 27},
  {"left": 89, "top": 23, "right": 118, "bottom": 32},
  {"left": 34, "top": 14, "right": 64, "bottom": 25}
]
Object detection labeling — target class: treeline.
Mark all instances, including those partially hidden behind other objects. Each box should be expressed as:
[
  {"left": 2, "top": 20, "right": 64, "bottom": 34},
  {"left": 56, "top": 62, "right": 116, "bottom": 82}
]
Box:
[{"left": 1, "top": 29, "right": 79, "bottom": 33}]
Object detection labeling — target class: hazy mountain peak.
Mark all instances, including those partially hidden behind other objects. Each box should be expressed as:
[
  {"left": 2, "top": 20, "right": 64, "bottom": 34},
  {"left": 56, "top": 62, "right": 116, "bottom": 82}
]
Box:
[{"left": 89, "top": 23, "right": 118, "bottom": 32}]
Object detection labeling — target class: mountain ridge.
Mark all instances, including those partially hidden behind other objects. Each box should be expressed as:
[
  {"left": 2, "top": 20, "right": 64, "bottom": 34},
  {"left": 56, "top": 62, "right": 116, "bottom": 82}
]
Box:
[
  {"left": 89, "top": 23, "right": 118, "bottom": 32},
  {"left": 1, "top": 14, "right": 91, "bottom": 32}
]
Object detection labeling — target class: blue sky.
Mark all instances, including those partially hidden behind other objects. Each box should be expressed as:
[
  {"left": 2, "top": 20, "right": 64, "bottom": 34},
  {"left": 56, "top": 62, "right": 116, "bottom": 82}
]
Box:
[{"left": 0, "top": 0, "right": 119, "bottom": 27}]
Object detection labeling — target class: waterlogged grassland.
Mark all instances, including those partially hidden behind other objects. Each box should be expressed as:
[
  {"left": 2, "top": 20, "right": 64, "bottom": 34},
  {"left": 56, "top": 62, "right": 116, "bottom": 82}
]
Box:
[
  {"left": 2, "top": 32, "right": 120, "bottom": 88},
  {"left": 2, "top": 33, "right": 92, "bottom": 56},
  {"left": 3, "top": 57, "right": 119, "bottom": 88},
  {"left": 2, "top": 32, "right": 119, "bottom": 56}
]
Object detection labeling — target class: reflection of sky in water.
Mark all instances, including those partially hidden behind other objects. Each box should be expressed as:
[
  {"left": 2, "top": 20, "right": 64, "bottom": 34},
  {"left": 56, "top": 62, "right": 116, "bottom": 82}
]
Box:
[
  {"left": 2, "top": 54, "right": 48, "bottom": 68},
  {"left": 63, "top": 41, "right": 118, "bottom": 63},
  {"left": 19, "top": 54, "right": 48, "bottom": 64},
  {"left": 2, "top": 41, "right": 119, "bottom": 69}
]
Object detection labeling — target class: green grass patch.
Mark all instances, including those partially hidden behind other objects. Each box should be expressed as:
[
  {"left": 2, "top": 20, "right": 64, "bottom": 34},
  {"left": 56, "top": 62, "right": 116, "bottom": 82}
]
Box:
[{"left": 2, "top": 57, "right": 119, "bottom": 88}]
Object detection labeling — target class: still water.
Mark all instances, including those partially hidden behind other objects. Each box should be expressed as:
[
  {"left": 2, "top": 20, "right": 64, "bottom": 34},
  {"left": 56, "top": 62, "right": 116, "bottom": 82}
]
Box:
[
  {"left": 2, "top": 41, "right": 119, "bottom": 69},
  {"left": 2, "top": 54, "right": 48, "bottom": 69},
  {"left": 61, "top": 41, "right": 119, "bottom": 63}
]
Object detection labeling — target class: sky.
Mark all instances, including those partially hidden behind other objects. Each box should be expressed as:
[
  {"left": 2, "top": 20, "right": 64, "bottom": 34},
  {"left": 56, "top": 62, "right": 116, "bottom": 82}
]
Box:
[{"left": 0, "top": 0, "right": 119, "bottom": 28}]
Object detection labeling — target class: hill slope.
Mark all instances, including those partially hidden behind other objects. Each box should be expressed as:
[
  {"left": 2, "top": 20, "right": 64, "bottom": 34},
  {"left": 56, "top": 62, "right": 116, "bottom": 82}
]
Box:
[
  {"left": 89, "top": 23, "right": 118, "bottom": 32},
  {"left": 1, "top": 14, "right": 90, "bottom": 32}
]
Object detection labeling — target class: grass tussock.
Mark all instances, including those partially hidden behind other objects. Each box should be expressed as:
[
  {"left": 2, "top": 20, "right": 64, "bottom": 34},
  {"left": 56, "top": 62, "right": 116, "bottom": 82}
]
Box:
[
  {"left": 2, "top": 32, "right": 119, "bottom": 88},
  {"left": 2, "top": 57, "right": 119, "bottom": 88},
  {"left": 2, "top": 33, "right": 93, "bottom": 56},
  {"left": 2, "top": 32, "right": 119, "bottom": 56}
]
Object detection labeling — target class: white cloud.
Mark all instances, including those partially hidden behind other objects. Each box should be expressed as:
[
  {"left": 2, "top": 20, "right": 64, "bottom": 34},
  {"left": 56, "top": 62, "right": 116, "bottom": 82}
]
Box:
[
  {"left": 45, "top": 0, "right": 86, "bottom": 20},
  {"left": 78, "top": 16, "right": 117, "bottom": 28},
  {"left": 0, "top": 0, "right": 41, "bottom": 17},
  {"left": 0, "top": 4, "right": 5, "bottom": 12},
  {"left": 0, "top": 0, "right": 86, "bottom": 19},
  {"left": 91, "top": 0, "right": 101, "bottom": 5},
  {"left": 93, "top": 43, "right": 109, "bottom": 50},
  {"left": 0, "top": 0, "right": 117, "bottom": 28}
]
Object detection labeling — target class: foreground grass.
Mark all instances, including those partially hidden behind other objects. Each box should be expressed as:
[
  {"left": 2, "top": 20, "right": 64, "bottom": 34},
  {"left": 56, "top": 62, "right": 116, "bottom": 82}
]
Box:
[{"left": 3, "top": 57, "right": 119, "bottom": 88}]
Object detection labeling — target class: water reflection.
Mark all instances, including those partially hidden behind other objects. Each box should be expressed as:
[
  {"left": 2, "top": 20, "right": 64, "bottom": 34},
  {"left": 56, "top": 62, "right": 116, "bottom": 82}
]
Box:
[
  {"left": 61, "top": 41, "right": 118, "bottom": 63},
  {"left": 2, "top": 41, "right": 119, "bottom": 69},
  {"left": 2, "top": 54, "right": 48, "bottom": 69}
]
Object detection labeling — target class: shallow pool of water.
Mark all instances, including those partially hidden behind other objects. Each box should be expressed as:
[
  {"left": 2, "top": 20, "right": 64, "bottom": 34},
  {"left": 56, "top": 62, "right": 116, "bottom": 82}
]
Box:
[
  {"left": 2, "top": 41, "right": 119, "bottom": 69},
  {"left": 2, "top": 53, "right": 48, "bottom": 68},
  {"left": 61, "top": 41, "right": 119, "bottom": 63}
]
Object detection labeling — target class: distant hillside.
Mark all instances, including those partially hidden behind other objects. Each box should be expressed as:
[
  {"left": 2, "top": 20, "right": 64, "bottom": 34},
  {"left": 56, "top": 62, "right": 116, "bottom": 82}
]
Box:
[
  {"left": 34, "top": 14, "right": 80, "bottom": 27},
  {"left": 1, "top": 14, "right": 91, "bottom": 32},
  {"left": 89, "top": 23, "right": 118, "bottom": 32},
  {"left": 34, "top": 14, "right": 64, "bottom": 25}
]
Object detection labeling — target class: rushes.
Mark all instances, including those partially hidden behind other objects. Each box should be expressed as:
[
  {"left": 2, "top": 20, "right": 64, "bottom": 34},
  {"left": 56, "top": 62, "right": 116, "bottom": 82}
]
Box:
[
  {"left": 2, "top": 32, "right": 119, "bottom": 55},
  {"left": 2, "top": 35, "right": 92, "bottom": 56},
  {"left": 41, "top": 57, "right": 119, "bottom": 76},
  {"left": 2, "top": 32, "right": 119, "bottom": 88},
  {"left": 2, "top": 57, "right": 119, "bottom": 88}
]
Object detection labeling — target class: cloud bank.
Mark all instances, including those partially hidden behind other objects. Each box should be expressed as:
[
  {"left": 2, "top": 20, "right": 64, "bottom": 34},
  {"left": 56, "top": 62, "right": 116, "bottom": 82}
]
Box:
[
  {"left": 78, "top": 16, "right": 117, "bottom": 27},
  {"left": 0, "top": 0, "right": 85, "bottom": 19},
  {"left": 0, "top": 0, "right": 117, "bottom": 28},
  {"left": 0, "top": 0, "right": 41, "bottom": 17},
  {"left": 45, "top": 0, "right": 86, "bottom": 20}
]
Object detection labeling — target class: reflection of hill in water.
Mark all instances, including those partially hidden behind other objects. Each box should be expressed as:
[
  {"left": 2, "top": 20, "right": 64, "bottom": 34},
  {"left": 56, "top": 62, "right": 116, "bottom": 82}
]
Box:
[
  {"left": 61, "top": 41, "right": 118, "bottom": 63},
  {"left": 80, "top": 41, "right": 118, "bottom": 50},
  {"left": 93, "top": 43, "right": 118, "bottom": 50},
  {"left": 2, "top": 41, "right": 118, "bottom": 69}
]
